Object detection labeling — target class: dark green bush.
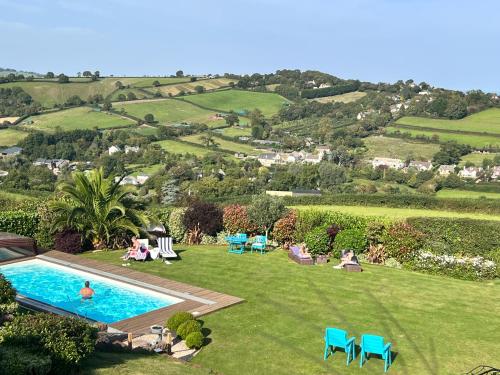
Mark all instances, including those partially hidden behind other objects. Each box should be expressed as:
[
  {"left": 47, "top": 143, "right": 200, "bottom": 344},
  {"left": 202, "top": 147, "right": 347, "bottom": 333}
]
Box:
[
  {"left": 333, "top": 228, "right": 368, "bottom": 253},
  {"left": 0, "top": 273, "right": 16, "bottom": 304},
  {"left": 0, "top": 210, "right": 39, "bottom": 238},
  {"left": 304, "top": 226, "right": 329, "bottom": 256},
  {"left": 0, "top": 313, "right": 97, "bottom": 374},
  {"left": 407, "top": 217, "right": 500, "bottom": 257},
  {"left": 165, "top": 311, "right": 194, "bottom": 331},
  {"left": 0, "top": 346, "right": 52, "bottom": 375},
  {"left": 185, "top": 331, "right": 204, "bottom": 349}
]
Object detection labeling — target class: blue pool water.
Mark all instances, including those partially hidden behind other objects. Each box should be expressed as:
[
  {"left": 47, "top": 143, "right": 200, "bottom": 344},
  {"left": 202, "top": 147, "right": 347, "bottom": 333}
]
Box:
[{"left": 0, "top": 259, "right": 182, "bottom": 323}]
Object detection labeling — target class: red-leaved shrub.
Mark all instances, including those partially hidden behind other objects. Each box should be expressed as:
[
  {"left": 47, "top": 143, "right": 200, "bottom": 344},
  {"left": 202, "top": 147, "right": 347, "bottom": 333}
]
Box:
[
  {"left": 383, "top": 222, "right": 424, "bottom": 262},
  {"left": 272, "top": 210, "right": 297, "bottom": 247},
  {"left": 222, "top": 204, "right": 256, "bottom": 234},
  {"left": 54, "top": 229, "right": 82, "bottom": 254},
  {"left": 183, "top": 201, "right": 223, "bottom": 236}
]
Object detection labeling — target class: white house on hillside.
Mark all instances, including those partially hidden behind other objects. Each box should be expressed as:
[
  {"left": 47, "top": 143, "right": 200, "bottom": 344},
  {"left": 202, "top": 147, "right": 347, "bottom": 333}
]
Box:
[
  {"left": 458, "top": 166, "right": 483, "bottom": 179},
  {"left": 124, "top": 145, "right": 140, "bottom": 154},
  {"left": 372, "top": 157, "right": 405, "bottom": 170},
  {"left": 409, "top": 161, "right": 433, "bottom": 171},
  {"left": 490, "top": 166, "right": 500, "bottom": 180},
  {"left": 108, "top": 145, "right": 121, "bottom": 155},
  {"left": 437, "top": 165, "right": 456, "bottom": 176}
]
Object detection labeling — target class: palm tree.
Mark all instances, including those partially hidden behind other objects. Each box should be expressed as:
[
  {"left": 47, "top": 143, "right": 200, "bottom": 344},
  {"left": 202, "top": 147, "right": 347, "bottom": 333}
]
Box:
[{"left": 50, "top": 168, "right": 149, "bottom": 249}]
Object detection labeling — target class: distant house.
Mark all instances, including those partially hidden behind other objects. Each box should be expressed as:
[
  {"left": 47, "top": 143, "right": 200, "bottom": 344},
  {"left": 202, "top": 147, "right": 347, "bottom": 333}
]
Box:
[
  {"left": 437, "top": 164, "right": 456, "bottom": 176},
  {"left": 266, "top": 189, "right": 321, "bottom": 197},
  {"left": 257, "top": 153, "right": 279, "bottom": 167},
  {"left": 33, "top": 158, "right": 69, "bottom": 175},
  {"left": 234, "top": 152, "right": 247, "bottom": 159},
  {"left": 316, "top": 145, "right": 331, "bottom": 156},
  {"left": 491, "top": 166, "right": 500, "bottom": 180},
  {"left": 357, "top": 109, "right": 376, "bottom": 120},
  {"left": 305, "top": 80, "right": 316, "bottom": 88},
  {"left": 0, "top": 170, "right": 8, "bottom": 177},
  {"left": 136, "top": 174, "right": 150, "bottom": 184},
  {"left": 0, "top": 146, "right": 23, "bottom": 158},
  {"left": 372, "top": 157, "right": 405, "bottom": 170},
  {"left": 124, "top": 145, "right": 140, "bottom": 154},
  {"left": 303, "top": 153, "right": 322, "bottom": 164},
  {"left": 318, "top": 83, "right": 331, "bottom": 89},
  {"left": 253, "top": 139, "right": 281, "bottom": 146},
  {"left": 458, "top": 166, "right": 483, "bottom": 179},
  {"left": 108, "top": 145, "right": 121, "bottom": 155},
  {"left": 418, "top": 90, "right": 431, "bottom": 96},
  {"left": 409, "top": 161, "right": 433, "bottom": 171}
]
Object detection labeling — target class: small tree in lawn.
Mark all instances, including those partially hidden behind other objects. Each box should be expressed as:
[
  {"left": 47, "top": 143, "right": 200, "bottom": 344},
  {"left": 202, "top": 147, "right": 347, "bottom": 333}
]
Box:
[
  {"left": 144, "top": 113, "right": 155, "bottom": 123},
  {"left": 194, "top": 85, "right": 205, "bottom": 94},
  {"left": 247, "top": 194, "right": 287, "bottom": 238},
  {"left": 152, "top": 80, "right": 161, "bottom": 87},
  {"left": 225, "top": 111, "right": 239, "bottom": 126},
  {"left": 102, "top": 100, "right": 112, "bottom": 111}
]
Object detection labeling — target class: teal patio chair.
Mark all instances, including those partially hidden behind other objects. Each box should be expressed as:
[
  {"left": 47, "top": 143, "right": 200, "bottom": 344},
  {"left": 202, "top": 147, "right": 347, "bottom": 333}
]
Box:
[
  {"left": 359, "top": 334, "right": 392, "bottom": 372},
  {"left": 227, "top": 233, "right": 247, "bottom": 254},
  {"left": 323, "top": 328, "right": 355, "bottom": 366},
  {"left": 251, "top": 235, "right": 267, "bottom": 254}
]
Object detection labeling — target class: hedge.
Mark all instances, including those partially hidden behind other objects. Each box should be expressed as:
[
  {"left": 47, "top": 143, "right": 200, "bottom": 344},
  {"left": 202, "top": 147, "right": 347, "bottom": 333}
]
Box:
[
  {"left": 0, "top": 211, "right": 39, "bottom": 238},
  {"left": 407, "top": 217, "right": 500, "bottom": 258},
  {"left": 282, "top": 194, "right": 500, "bottom": 215}
]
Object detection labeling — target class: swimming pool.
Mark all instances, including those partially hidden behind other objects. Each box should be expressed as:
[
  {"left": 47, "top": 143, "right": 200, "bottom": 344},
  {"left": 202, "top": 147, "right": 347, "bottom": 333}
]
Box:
[{"left": 0, "top": 259, "right": 183, "bottom": 323}]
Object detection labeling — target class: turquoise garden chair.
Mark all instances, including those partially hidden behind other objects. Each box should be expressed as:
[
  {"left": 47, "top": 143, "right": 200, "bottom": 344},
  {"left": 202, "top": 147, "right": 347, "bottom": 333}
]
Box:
[
  {"left": 323, "top": 328, "right": 356, "bottom": 365},
  {"left": 359, "top": 334, "right": 392, "bottom": 372},
  {"left": 226, "top": 233, "right": 248, "bottom": 254},
  {"left": 250, "top": 235, "right": 267, "bottom": 254}
]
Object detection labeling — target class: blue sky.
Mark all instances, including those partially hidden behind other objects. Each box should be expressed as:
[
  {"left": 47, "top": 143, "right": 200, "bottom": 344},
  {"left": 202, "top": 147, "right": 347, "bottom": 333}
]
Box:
[{"left": 1, "top": 0, "right": 499, "bottom": 92}]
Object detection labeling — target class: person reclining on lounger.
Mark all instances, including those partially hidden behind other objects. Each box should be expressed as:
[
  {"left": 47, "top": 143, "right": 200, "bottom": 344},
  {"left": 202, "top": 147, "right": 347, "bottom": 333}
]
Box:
[
  {"left": 299, "top": 243, "right": 311, "bottom": 257},
  {"left": 333, "top": 250, "right": 359, "bottom": 269},
  {"left": 122, "top": 236, "right": 141, "bottom": 260}
]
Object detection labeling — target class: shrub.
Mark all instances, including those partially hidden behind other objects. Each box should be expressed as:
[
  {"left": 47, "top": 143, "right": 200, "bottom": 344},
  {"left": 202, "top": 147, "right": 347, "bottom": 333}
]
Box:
[
  {"left": 0, "top": 210, "right": 39, "bottom": 238},
  {"left": 0, "top": 274, "right": 16, "bottom": 305},
  {"left": 166, "top": 311, "right": 194, "bottom": 331},
  {"left": 272, "top": 210, "right": 297, "bottom": 246},
  {"left": 366, "top": 244, "right": 387, "bottom": 264},
  {"left": 200, "top": 234, "right": 217, "bottom": 245},
  {"left": 177, "top": 319, "right": 202, "bottom": 339},
  {"left": 407, "top": 217, "right": 500, "bottom": 258},
  {"left": 54, "top": 229, "right": 82, "bottom": 253},
  {"left": 409, "top": 251, "right": 497, "bottom": 280},
  {"left": 0, "top": 346, "right": 52, "bottom": 375},
  {"left": 326, "top": 224, "right": 341, "bottom": 249},
  {"left": 35, "top": 202, "right": 55, "bottom": 249},
  {"left": 384, "top": 257, "right": 402, "bottom": 269},
  {"left": 185, "top": 331, "right": 204, "bottom": 349},
  {"left": 487, "top": 248, "right": 500, "bottom": 277},
  {"left": 183, "top": 201, "right": 223, "bottom": 236},
  {"left": 0, "top": 313, "right": 97, "bottom": 374},
  {"left": 304, "top": 226, "right": 329, "bottom": 257},
  {"left": 333, "top": 228, "right": 367, "bottom": 253},
  {"left": 247, "top": 195, "right": 287, "bottom": 237},
  {"left": 366, "top": 221, "right": 385, "bottom": 245},
  {"left": 168, "top": 208, "right": 187, "bottom": 242},
  {"left": 223, "top": 204, "right": 256, "bottom": 234},
  {"left": 383, "top": 222, "right": 424, "bottom": 263}
]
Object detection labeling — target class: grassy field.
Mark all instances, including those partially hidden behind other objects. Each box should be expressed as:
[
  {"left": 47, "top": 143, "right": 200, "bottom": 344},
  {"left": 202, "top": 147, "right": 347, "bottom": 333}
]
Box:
[
  {"left": 22, "top": 107, "right": 134, "bottom": 132},
  {"left": 133, "top": 124, "right": 158, "bottom": 136},
  {"left": 215, "top": 126, "right": 252, "bottom": 137},
  {"left": 396, "top": 109, "right": 500, "bottom": 135},
  {"left": 108, "top": 88, "right": 153, "bottom": 102},
  {"left": 0, "top": 127, "right": 29, "bottom": 146},
  {"left": 311, "top": 91, "right": 367, "bottom": 104},
  {"left": 154, "top": 139, "right": 212, "bottom": 156},
  {"left": 435, "top": 189, "right": 500, "bottom": 200},
  {"left": 116, "top": 99, "right": 225, "bottom": 126},
  {"left": 180, "top": 89, "right": 290, "bottom": 116},
  {"left": 127, "top": 77, "right": 190, "bottom": 88},
  {"left": 156, "top": 79, "right": 234, "bottom": 97},
  {"left": 82, "top": 245, "right": 500, "bottom": 375},
  {"left": 181, "top": 133, "right": 257, "bottom": 154},
  {"left": 291, "top": 204, "right": 500, "bottom": 221},
  {"left": 363, "top": 135, "right": 440, "bottom": 160},
  {"left": 459, "top": 152, "right": 500, "bottom": 166},
  {"left": 385, "top": 127, "right": 500, "bottom": 148}
]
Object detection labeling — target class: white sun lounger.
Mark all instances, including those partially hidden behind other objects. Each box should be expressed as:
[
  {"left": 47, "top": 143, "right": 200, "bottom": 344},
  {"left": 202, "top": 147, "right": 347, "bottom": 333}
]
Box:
[{"left": 156, "top": 237, "right": 177, "bottom": 260}]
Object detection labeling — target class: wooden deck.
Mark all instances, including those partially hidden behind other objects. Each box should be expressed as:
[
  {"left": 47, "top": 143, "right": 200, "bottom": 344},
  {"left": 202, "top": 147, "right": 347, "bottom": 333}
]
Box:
[{"left": 35, "top": 251, "right": 244, "bottom": 334}]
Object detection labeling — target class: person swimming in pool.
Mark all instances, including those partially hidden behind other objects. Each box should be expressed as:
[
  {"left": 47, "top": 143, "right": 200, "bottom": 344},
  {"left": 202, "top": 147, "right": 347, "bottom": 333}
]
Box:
[{"left": 79, "top": 281, "right": 95, "bottom": 300}]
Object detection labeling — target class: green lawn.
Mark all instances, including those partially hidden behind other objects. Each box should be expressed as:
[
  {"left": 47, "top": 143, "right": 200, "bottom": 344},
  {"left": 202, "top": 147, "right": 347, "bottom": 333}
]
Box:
[
  {"left": 154, "top": 139, "right": 212, "bottom": 156},
  {"left": 180, "top": 89, "right": 290, "bottom": 116},
  {"left": 82, "top": 245, "right": 500, "bottom": 375},
  {"left": 181, "top": 133, "right": 257, "bottom": 154},
  {"left": 82, "top": 351, "right": 211, "bottom": 375},
  {"left": 22, "top": 107, "right": 135, "bottom": 132},
  {"left": 311, "top": 91, "right": 367, "bottom": 104},
  {"left": 459, "top": 152, "right": 500, "bottom": 166},
  {"left": 363, "top": 135, "right": 440, "bottom": 160},
  {"left": 291, "top": 204, "right": 500, "bottom": 221},
  {"left": 385, "top": 127, "right": 500, "bottom": 148},
  {"left": 396, "top": 109, "right": 500, "bottom": 135},
  {"left": 215, "top": 126, "right": 252, "bottom": 137},
  {"left": 116, "top": 99, "right": 224, "bottom": 126},
  {"left": 0, "top": 127, "right": 29, "bottom": 146},
  {"left": 435, "top": 189, "right": 500, "bottom": 200}
]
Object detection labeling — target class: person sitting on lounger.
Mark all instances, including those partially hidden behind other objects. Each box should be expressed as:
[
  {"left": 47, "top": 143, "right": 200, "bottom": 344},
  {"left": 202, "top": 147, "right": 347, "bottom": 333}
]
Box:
[
  {"left": 121, "top": 236, "right": 141, "bottom": 260},
  {"left": 79, "top": 281, "right": 95, "bottom": 300},
  {"left": 299, "top": 243, "right": 311, "bottom": 257},
  {"left": 333, "top": 250, "right": 359, "bottom": 269}
]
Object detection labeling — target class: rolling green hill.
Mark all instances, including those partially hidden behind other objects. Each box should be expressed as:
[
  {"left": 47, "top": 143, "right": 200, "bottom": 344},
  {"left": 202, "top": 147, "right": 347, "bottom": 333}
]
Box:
[
  {"left": 363, "top": 135, "right": 440, "bottom": 160},
  {"left": 156, "top": 79, "right": 234, "bottom": 96},
  {"left": 22, "top": 107, "right": 134, "bottom": 132},
  {"left": 0, "top": 127, "right": 29, "bottom": 146},
  {"left": 116, "top": 98, "right": 225, "bottom": 126},
  {"left": 180, "top": 89, "right": 290, "bottom": 116}
]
